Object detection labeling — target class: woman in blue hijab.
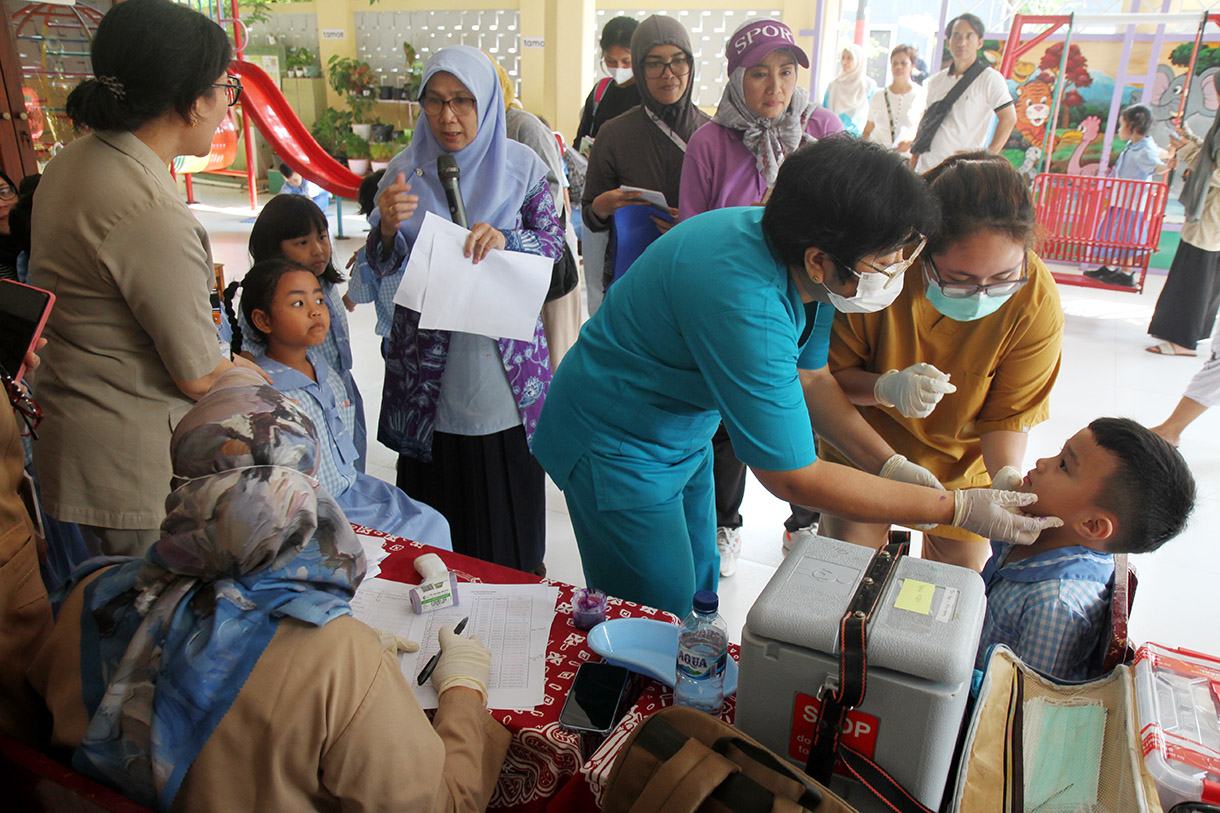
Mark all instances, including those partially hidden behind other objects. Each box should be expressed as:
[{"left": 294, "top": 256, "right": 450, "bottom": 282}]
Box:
[
  {"left": 367, "top": 46, "right": 565, "bottom": 575},
  {"left": 30, "top": 368, "right": 509, "bottom": 810}
]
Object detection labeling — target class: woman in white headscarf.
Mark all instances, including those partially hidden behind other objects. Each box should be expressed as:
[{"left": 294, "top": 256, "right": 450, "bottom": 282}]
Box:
[{"left": 824, "top": 43, "right": 876, "bottom": 134}]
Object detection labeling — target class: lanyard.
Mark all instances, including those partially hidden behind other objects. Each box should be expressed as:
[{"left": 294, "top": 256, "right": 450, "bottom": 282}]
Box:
[
  {"left": 645, "top": 108, "right": 689, "bottom": 153},
  {"left": 883, "top": 89, "right": 896, "bottom": 144}
]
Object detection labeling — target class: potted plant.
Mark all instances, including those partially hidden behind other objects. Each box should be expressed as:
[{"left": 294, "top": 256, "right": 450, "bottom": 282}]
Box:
[
  {"left": 327, "top": 55, "right": 376, "bottom": 133},
  {"left": 343, "top": 131, "right": 371, "bottom": 175},
  {"left": 369, "top": 141, "right": 395, "bottom": 171},
  {"left": 402, "top": 42, "right": 425, "bottom": 99},
  {"left": 309, "top": 107, "right": 354, "bottom": 156},
  {"left": 285, "top": 47, "right": 314, "bottom": 78}
]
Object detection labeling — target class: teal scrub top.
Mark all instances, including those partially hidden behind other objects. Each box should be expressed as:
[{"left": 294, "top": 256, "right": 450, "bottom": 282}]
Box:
[{"left": 533, "top": 206, "right": 832, "bottom": 510}]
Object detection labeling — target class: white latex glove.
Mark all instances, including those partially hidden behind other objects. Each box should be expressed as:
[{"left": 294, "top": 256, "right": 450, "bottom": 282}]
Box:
[
  {"left": 990, "top": 465, "right": 1024, "bottom": 492},
  {"left": 951, "top": 488, "right": 1063, "bottom": 546},
  {"left": 880, "top": 454, "right": 944, "bottom": 530},
  {"left": 373, "top": 628, "right": 419, "bottom": 656},
  {"left": 874, "top": 364, "right": 957, "bottom": 418},
  {"left": 431, "top": 624, "right": 492, "bottom": 704}
]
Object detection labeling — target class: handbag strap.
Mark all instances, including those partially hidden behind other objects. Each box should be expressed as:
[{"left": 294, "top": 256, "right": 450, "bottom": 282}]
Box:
[
  {"left": 883, "top": 89, "right": 897, "bottom": 144},
  {"left": 805, "top": 541, "right": 907, "bottom": 785},
  {"left": 836, "top": 746, "right": 934, "bottom": 813},
  {"left": 714, "top": 736, "right": 826, "bottom": 809}
]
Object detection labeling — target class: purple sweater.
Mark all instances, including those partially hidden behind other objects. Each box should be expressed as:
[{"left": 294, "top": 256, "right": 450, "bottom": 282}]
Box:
[{"left": 678, "top": 110, "right": 843, "bottom": 220}]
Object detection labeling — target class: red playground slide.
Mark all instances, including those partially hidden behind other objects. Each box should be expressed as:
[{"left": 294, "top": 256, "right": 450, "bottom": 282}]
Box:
[{"left": 229, "top": 59, "right": 363, "bottom": 200}]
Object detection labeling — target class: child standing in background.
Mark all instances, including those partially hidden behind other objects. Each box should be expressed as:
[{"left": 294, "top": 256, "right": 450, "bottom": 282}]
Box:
[
  {"left": 225, "top": 258, "right": 450, "bottom": 547},
  {"left": 239, "top": 195, "right": 367, "bottom": 470},
  {"left": 1085, "top": 104, "right": 1172, "bottom": 288},
  {"left": 343, "top": 170, "right": 398, "bottom": 359}
]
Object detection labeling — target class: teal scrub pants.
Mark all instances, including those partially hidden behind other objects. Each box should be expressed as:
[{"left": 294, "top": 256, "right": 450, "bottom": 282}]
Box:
[{"left": 561, "top": 446, "right": 717, "bottom": 618}]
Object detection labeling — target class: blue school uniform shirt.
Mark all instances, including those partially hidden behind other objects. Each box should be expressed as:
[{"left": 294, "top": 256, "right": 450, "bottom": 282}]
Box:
[
  {"left": 533, "top": 206, "right": 831, "bottom": 510},
  {"left": 1112, "top": 136, "right": 1163, "bottom": 182},
  {"left": 977, "top": 541, "right": 1113, "bottom": 681},
  {"left": 255, "top": 351, "right": 451, "bottom": 547},
  {"left": 344, "top": 246, "right": 400, "bottom": 338}
]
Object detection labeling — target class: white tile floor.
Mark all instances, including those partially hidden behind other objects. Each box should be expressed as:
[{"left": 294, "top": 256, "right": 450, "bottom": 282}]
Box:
[{"left": 193, "top": 181, "right": 1220, "bottom": 657}]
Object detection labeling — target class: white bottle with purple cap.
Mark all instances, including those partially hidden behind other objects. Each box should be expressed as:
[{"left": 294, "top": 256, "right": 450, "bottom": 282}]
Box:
[{"left": 674, "top": 590, "right": 728, "bottom": 714}]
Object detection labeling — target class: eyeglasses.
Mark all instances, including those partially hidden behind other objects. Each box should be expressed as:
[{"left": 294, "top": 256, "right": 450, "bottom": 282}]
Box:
[
  {"left": 1, "top": 367, "right": 42, "bottom": 440},
  {"left": 212, "top": 76, "right": 242, "bottom": 107},
  {"left": 641, "top": 56, "right": 692, "bottom": 79},
  {"left": 924, "top": 253, "right": 1029, "bottom": 298},
  {"left": 0, "top": 186, "right": 15, "bottom": 202},
  {"left": 837, "top": 235, "right": 927, "bottom": 289},
  {"left": 420, "top": 95, "right": 477, "bottom": 117}
]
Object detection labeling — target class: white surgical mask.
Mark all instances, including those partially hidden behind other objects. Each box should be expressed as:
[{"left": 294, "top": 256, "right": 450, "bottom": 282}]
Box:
[
  {"left": 824, "top": 264, "right": 905, "bottom": 314},
  {"left": 610, "top": 66, "right": 633, "bottom": 85}
]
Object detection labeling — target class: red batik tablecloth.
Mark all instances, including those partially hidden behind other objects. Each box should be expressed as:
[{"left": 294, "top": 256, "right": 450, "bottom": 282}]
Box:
[{"left": 355, "top": 527, "right": 739, "bottom": 812}]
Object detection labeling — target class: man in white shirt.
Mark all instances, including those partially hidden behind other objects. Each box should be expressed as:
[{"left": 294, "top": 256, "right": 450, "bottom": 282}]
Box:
[{"left": 913, "top": 13, "right": 1016, "bottom": 173}]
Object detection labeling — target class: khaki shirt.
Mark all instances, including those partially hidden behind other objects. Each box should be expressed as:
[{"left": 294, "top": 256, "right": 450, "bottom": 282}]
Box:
[
  {"left": 1178, "top": 139, "right": 1220, "bottom": 252},
  {"left": 30, "top": 569, "right": 510, "bottom": 811},
  {"left": 0, "top": 410, "right": 51, "bottom": 744},
  {"left": 29, "top": 132, "right": 220, "bottom": 529},
  {"left": 822, "top": 254, "right": 1064, "bottom": 541}
]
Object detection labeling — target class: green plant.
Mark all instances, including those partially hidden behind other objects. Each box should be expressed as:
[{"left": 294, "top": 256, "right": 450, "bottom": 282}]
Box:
[
  {"left": 369, "top": 141, "right": 396, "bottom": 161},
  {"left": 309, "top": 107, "right": 354, "bottom": 154},
  {"left": 285, "top": 47, "right": 314, "bottom": 70},
  {"left": 327, "top": 55, "right": 377, "bottom": 121},
  {"left": 343, "top": 132, "right": 371, "bottom": 159},
  {"left": 402, "top": 42, "right": 425, "bottom": 95}
]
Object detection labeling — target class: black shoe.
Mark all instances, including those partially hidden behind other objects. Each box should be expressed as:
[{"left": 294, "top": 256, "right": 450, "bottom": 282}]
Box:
[
  {"left": 1084, "top": 266, "right": 1113, "bottom": 280},
  {"left": 1100, "top": 268, "right": 1136, "bottom": 288}
]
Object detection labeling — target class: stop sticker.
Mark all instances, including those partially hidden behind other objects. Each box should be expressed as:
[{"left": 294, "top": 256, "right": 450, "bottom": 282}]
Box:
[{"left": 788, "top": 692, "right": 880, "bottom": 764}]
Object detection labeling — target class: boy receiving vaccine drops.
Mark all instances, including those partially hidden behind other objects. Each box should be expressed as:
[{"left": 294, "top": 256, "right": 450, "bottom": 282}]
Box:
[
  {"left": 225, "top": 258, "right": 451, "bottom": 547},
  {"left": 977, "top": 417, "right": 1194, "bottom": 681}
]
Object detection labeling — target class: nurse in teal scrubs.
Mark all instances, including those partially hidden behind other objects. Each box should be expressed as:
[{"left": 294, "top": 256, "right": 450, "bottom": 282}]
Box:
[{"left": 532, "top": 139, "right": 1060, "bottom": 616}]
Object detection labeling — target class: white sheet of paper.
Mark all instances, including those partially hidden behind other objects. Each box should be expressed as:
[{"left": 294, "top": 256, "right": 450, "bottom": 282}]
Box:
[
  {"left": 354, "top": 532, "right": 391, "bottom": 581},
  {"left": 619, "top": 185, "right": 669, "bottom": 211},
  {"left": 415, "top": 216, "right": 552, "bottom": 341},
  {"left": 391, "top": 212, "right": 440, "bottom": 312},
  {"left": 350, "top": 578, "right": 559, "bottom": 710}
]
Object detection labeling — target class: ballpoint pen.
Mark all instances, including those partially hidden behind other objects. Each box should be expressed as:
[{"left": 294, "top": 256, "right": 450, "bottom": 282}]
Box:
[{"left": 417, "top": 616, "right": 469, "bottom": 686}]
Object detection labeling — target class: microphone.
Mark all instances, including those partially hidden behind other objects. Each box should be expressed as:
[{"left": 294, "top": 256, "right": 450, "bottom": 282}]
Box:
[{"left": 436, "top": 154, "right": 468, "bottom": 228}]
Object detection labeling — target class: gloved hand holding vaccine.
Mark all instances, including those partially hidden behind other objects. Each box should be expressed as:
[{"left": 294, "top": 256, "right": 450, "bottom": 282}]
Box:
[
  {"left": 874, "top": 363, "right": 957, "bottom": 419},
  {"left": 951, "top": 488, "right": 1063, "bottom": 546},
  {"left": 431, "top": 624, "right": 492, "bottom": 703}
]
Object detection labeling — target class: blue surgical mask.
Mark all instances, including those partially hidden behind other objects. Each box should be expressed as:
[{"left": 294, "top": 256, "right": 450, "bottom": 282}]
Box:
[{"left": 925, "top": 281, "right": 1013, "bottom": 321}]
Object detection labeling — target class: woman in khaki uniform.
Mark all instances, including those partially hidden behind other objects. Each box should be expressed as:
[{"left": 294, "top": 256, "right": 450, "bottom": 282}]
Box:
[
  {"left": 31, "top": 369, "right": 509, "bottom": 811},
  {"left": 819, "top": 154, "right": 1063, "bottom": 572},
  {"left": 29, "top": 0, "right": 264, "bottom": 556}
]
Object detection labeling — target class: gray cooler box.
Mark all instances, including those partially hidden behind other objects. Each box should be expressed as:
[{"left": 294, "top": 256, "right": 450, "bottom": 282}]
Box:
[{"left": 735, "top": 535, "right": 985, "bottom": 813}]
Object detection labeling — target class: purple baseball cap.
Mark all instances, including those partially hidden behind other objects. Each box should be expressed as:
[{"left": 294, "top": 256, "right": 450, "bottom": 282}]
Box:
[{"left": 726, "top": 19, "right": 809, "bottom": 75}]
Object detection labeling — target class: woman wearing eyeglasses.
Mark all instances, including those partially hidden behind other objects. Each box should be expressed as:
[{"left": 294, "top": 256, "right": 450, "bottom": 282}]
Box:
[
  {"left": 369, "top": 46, "right": 563, "bottom": 575},
  {"left": 580, "top": 15, "right": 710, "bottom": 315},
  {"left": 819, "top": 153, "right": 1064, "bottom": 572},
  {"left": 534, "top": 139, "right": 1061, "bottom": 617},
  {"left": 0, "top": 170, "right": 18, "bottom": 281},
  {"left": 28, "top": 0, "right": 264, "bottom": 558}
]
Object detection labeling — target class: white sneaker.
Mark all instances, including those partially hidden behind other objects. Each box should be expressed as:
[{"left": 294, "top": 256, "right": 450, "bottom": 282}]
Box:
[
  {"left": 716, "top": 526, "right": 742, "bottom": 577},
  {"left": 781, "top": 524, "right": 818, "bottom": 555}
]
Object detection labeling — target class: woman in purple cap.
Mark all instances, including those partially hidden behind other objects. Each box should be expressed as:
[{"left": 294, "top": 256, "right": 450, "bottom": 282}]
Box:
[{"left": 678, "top": 18, "right": 843, "bottom": 578}]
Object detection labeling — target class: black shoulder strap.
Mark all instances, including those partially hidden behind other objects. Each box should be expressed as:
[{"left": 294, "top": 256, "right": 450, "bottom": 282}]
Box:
[{"left": 911, "top": 59, "right": 990, "bottom": 157}]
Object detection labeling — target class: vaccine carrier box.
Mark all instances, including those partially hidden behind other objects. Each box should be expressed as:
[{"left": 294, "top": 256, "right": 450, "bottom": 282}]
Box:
[{"left": 735, "top": 535, "right": 985, "bottom": 813}]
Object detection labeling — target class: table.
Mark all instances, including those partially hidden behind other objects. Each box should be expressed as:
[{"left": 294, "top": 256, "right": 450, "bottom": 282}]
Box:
[{"left": 357, "top": 527, "right": 740, "bottom": 812}]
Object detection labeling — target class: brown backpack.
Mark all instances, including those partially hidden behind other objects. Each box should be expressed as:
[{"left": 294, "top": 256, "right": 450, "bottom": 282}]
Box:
[{"left": 602, "top": 706, "right": 856, "bottom": 813}]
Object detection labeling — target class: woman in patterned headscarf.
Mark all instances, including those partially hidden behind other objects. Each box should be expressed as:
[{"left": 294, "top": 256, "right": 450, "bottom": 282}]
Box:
[{"left": 30, "top": 368, "right": 508, "bottom": 811}]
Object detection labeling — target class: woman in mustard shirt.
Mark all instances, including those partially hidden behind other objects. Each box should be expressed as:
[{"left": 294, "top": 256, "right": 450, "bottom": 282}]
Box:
[{"left": 820, "top": 153, "right": 1064, "bottom": 571}]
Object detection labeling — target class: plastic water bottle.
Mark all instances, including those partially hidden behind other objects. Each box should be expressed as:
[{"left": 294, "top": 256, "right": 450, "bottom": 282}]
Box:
[{"left": 674, "top": 590, "right": 729, "bottom": 714}]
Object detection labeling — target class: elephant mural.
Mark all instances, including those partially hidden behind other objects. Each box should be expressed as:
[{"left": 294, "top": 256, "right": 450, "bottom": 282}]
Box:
[{"left": 1149, "top": 64, "right": 1220, "bottom": 146}]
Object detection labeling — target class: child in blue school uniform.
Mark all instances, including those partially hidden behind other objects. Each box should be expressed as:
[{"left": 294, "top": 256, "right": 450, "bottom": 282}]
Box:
[
  {"left": 976, "top": 417, "right": 1194, "bottom": 682},
  {"left": 225, "top": 258, "right": 451, "bottom": 547},
  {"left": 278, "top": 162, "right": 332, "bottom": 211},
  {"left": 342, "top": 170, "right": 398, "bottom": 359},
  {"left": 1085, "top": 104, "right": 1172, "bottom": 288},
  {"left": 236, "top": 194, "right": 368, "bottom": 471}
]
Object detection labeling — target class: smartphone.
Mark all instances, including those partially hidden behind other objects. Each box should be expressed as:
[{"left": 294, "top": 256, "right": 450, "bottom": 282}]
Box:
[
  {"left": 559, "top": 662, "right": 631, "bottom": 735},
  {"left": 0, "top": 280, "right": 55, "bottom": 381}
]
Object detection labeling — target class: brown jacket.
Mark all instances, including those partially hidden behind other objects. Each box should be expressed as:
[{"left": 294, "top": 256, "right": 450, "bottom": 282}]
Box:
[
  {"left": 30, "top": 569, "right": 510, "bottom": 811},
  {"left": 0, "top": 408, "right": 52, "bottom": 745}
]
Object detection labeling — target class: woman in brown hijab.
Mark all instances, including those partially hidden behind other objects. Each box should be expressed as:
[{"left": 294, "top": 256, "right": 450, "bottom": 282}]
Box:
[{"left": 581, "top": 14, "right": 710, "bottom": 314}]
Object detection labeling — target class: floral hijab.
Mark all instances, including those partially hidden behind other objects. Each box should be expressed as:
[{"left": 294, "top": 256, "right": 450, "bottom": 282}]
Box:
[{"left": 65, "top": 368, "right": 365, "bottom": 811}]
